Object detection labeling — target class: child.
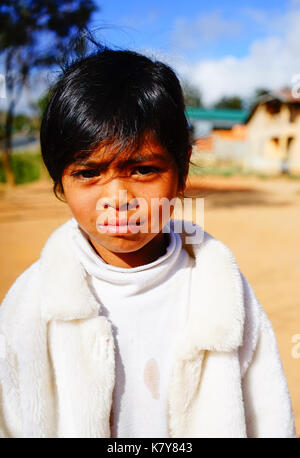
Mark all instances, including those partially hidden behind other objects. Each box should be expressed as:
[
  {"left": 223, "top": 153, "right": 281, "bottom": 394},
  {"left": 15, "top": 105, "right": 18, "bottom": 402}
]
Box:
[{"left": 0, "top": 48, "right": 296, "bottom": 438}]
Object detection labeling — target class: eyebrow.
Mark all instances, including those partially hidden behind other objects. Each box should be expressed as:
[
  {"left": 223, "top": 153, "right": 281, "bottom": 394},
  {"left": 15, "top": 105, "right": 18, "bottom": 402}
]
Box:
[{"left": 73, "top": 152, "right": 167, "bottom": 169}]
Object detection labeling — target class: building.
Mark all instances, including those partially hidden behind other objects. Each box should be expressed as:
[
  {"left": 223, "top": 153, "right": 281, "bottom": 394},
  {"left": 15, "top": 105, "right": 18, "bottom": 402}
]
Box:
[
  {"left": 244, "top": 89, "right": 300, "bottom": 174},
  {"left": 186, "top": 107, "right": 248, "bottom": 167},
  {"left": 186, "top": 107, "right": 248, "bottom": 138}
]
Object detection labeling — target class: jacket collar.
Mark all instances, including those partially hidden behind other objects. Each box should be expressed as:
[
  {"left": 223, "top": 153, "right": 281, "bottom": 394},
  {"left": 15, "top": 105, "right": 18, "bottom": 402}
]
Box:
[
  {"left": 175, "top": 218, "right": 245, "bottom": 357},
  {"left": 40, "top": 218, "right": 101, "bottom": 322},
  {"left": 40, "top": 218, "right": 245, "bottom": 355}
]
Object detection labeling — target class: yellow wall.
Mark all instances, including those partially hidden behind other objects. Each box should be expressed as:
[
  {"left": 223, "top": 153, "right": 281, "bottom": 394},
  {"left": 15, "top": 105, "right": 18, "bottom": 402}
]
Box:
[{"left": 245, "top": 104, "right": 300, "bottom": 174}]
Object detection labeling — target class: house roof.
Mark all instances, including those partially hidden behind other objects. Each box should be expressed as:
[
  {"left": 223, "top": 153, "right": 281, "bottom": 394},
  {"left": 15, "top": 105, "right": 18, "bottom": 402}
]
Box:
[
  {"left": 258, "top": 88, "right": 300, "bottom": 104},
  {"left": 185, "top": 107, "right": 249, "bottom": 123},
  {"left": 245, "top": 88, "right": 300, "bottom": 123}
]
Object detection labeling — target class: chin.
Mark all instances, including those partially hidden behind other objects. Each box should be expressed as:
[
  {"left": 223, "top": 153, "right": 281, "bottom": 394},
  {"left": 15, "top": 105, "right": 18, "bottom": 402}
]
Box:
[{"left": 96, "top": 235, "right": 149, "bottom": 252}]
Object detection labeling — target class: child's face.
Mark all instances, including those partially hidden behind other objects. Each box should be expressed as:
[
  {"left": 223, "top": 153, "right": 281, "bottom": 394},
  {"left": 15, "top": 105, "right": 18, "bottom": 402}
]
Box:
[{"left": 61, "top": 134, "right": 184, "bottom": 267}]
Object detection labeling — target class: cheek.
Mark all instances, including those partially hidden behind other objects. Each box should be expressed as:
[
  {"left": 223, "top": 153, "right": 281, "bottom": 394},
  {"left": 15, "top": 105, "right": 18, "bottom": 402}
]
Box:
[
  {"left": 64, "top": 186, "right": 97, "bottom": 222},
  {"left": 139, "top": 174, "right": 178, "bottom": 200},
  {"left": 137, "top": 178, "right": 178, "bottom": 223}
]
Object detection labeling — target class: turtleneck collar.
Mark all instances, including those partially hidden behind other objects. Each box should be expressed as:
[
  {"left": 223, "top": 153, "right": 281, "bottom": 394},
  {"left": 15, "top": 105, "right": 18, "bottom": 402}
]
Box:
[{"left": 68, "top": 217, "right": 185, "bottom": 297}]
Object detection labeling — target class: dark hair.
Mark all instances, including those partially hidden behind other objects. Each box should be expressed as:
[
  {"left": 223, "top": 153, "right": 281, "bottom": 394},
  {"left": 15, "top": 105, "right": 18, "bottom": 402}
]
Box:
[{"left": 40, "top": 47, "right": 191, "bottom": 201}]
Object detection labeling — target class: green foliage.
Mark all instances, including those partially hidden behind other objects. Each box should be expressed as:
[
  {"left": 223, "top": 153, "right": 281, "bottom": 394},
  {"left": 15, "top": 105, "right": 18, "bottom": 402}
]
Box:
[
  {"left": 247, "top": 88, "right": 270, "bottom": 111},
  {"left": 182, "top": 81, "right": 203, "bottom": 108},
  {"left": 36, "top": 91, "right": 50, "bottom": 117},
  {"left": 9, "top": 152, "right": 42, "bottom": 184},
  {"left": 0, "top": 2, "right": 98, "bottom": 58},
  {"left": 213, "top": 96, "right": 243, "bottom": 110},
  {"left": 0, "top": 1, "right": 99, "bottom": 151},
  {"left": 0, "top": 110, "right": 37, "bottom": 139},
  {"left": 30, "top": 90, "right": 51, "bottom": 129},
  {"left": 254, "top": 88, "right": 269, "bottom": 98},
  {"left": 0, "top": 157, "right": 6, "bottom": 182},
  {"left": 188, "top": 164, "right": 247, "bottom": 177},
  {"left": 13, "top": 113, "right": 37, "bottom": 134},
  {"left": 0, "top": 110, "right": 5, "bottom": 139},
  {"left": 286, "top": 173, "right": 300, "bottom": 180}
]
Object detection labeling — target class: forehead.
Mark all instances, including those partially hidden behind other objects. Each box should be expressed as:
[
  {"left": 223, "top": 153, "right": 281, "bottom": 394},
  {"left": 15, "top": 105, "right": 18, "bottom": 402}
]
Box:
[{"left": 72, "top": 135, "right": 172, "bottom": 169}]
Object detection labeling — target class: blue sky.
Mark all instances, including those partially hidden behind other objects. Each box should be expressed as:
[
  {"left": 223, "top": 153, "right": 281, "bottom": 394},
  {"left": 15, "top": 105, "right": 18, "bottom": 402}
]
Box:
[
  {"left": 92, "top": 0, "right": 289, "bottom": 61},
  {"left": 84, "top": 0, "right": 300, "bottom": 105},
  {"left": 2, "top": 0, "right": 300, "bottom": 112}
]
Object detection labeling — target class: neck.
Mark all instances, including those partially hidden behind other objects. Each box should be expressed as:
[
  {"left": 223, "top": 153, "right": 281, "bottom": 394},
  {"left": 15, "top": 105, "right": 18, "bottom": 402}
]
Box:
[{"left": 88, "top": 232, "right": 170, "bottom": 268}]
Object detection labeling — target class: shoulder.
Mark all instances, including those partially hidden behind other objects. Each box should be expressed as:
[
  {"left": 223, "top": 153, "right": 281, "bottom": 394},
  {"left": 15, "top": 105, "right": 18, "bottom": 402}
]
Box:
[
  {"left": 237, "top": 269, "right": 276, "bottom": 379},
  {"left": 199, "top": 231, "right": 265, "bottom": 372},
  {"left": 201, "top": 233, "right": 267, "bottom": 370},
  {"left": 172, "top": 218, "right": 240, "bottom": 264},
  {"left": 0, "top": 260, "right": 41, "bottom": 351},
  {"left": 174, "top": 218, "right": 265, "bottom": 359},
  {"left": 0, "top": 259, "right": 41, "bottom": 312},
  {"left": 0, "top": 218, "right": 75, "bottom": 341}
]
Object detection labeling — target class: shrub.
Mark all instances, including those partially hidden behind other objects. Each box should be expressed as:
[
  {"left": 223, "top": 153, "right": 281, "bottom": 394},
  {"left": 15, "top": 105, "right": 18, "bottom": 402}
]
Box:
[{"left": 9, "top": 152, "right": 41, "bottom": 184}]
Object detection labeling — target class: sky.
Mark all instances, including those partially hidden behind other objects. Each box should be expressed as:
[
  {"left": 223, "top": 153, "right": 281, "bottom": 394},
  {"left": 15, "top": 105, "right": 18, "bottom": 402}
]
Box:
[{"left": 2, "top": 0, "right": 300, "bottom": 112}]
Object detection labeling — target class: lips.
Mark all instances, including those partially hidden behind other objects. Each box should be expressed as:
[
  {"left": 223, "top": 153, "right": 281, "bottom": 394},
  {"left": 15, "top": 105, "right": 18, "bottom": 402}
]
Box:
[
  {"left": 102, "top": 217, "right": 142, "bottom": 226},
  {"left": 97, "top": 217, "right": 144, "bottom": 235}
]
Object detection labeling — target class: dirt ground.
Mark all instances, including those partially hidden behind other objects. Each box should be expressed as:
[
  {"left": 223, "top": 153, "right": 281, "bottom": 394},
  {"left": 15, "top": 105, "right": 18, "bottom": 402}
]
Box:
[{"left": 0, "top": 173, "right": 299, "bottom": 437}]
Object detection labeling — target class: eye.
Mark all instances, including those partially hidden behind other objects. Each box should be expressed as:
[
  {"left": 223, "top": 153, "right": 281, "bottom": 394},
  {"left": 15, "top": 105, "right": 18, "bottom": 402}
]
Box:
[
  {"left": 133, "top": 166, "right": 160, "bottom": 176},
  {"left": 72, "top": 169, "right": 100, "bottom": 179}
]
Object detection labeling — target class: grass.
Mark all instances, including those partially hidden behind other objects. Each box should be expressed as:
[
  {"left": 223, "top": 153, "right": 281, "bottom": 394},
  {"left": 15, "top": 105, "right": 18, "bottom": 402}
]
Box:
[
  {"left": 0, "top": 159, "right": 5, "bottom": 183},
  {"left": 0, "top": 151, "right": 42, "bottom": 184},
  {"left": 285, "top": 173, "right": 300, "bottom": 180},
  {"left": 188, "top": 163, "right": 300, "bottom": 179},
  {"left": 188, "top": 163, "right": 249, "bottom": 177}
]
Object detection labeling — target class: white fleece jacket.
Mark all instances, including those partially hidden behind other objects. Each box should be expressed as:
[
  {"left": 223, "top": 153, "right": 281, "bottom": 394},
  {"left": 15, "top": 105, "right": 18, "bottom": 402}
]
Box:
[{"left": 0, "top": 218, "right": 297, "bottom": 438}]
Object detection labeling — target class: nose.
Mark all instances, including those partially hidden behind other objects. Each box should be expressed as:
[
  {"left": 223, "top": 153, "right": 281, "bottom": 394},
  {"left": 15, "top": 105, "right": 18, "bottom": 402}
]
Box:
[{"left": 96, "top": 177, "right": 138, "bottom": 212}]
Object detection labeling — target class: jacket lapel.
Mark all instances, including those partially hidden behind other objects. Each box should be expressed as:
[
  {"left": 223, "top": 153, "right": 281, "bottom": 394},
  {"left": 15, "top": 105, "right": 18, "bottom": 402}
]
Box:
[
  {"left": 39, "top": 219, "right": 115, "bottom": 437},
  {"left": 47, "top": 316, "right": 115, "bottom": 437},
  {"left": 167, "top": 219, "right": 245, "bottom": 437},
  {"left": 40, "top": 219, "right": 100, "bottom": 321},
  {"left": 174, "top": 218, "right": 245, "bottom": 356}
]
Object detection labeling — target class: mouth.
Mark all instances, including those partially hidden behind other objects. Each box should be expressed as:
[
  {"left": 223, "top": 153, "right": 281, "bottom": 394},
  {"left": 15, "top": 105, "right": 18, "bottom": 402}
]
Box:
[
  {"left": 103, "top": 218, "right": 143, "bottom": 226},
  {"left": 96, "top": 218, "right": 144, "bottom": 234}
]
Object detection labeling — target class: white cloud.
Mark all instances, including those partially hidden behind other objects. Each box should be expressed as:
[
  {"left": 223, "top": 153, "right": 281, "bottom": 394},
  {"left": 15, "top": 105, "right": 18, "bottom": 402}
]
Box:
[
  {"left": 172, "top": 11, "right": 242, "bottom": 50},
  {"left": 171, "top": 8, "right": 300, "bottom": 106}
]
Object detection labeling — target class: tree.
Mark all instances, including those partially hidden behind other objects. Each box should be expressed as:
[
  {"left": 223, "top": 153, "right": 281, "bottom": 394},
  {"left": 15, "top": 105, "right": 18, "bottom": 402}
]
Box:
[
  {"left": 254, "top": 88, "right": 269, "bottom": 98},
  {"left": 13, "top": 113, "right": 36, "bottom": 135},
  {"left": 0, "top": 0, "right": 98, "bottom": 185},
  {"left": 0, "top": 111, "right": 5, "bottom": 141},
  {"left": 213, "top": 96, "right": 243, "bottom": 110},
  {"left": 30, "top": 90, "right": 51, "bottom": 131},
  {"left": 247, "top": 88, "right": 270, "bottom": 111},
  {"left": 182, "top": 81, "right": 203, "bottom": 108}
]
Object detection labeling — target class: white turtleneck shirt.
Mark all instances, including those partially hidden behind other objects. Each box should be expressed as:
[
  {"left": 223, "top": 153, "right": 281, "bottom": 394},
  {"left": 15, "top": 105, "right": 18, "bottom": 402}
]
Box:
[{"left": 68, "top": 217, "right": 194, "bottom": 438}]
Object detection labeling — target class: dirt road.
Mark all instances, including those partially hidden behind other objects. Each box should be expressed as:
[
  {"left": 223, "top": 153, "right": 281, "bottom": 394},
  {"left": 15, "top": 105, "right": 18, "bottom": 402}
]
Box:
[{"left": 0, "top": 174, "right": 299, "bottom": 436}]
